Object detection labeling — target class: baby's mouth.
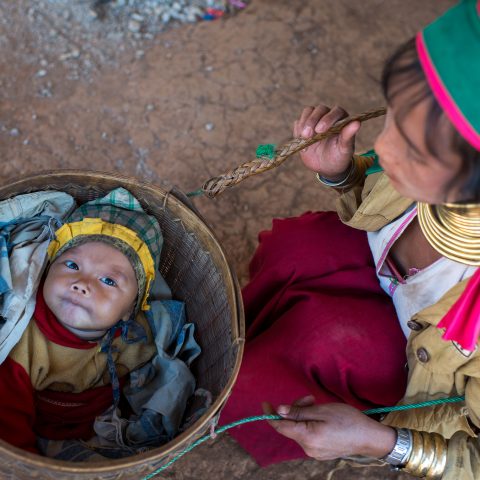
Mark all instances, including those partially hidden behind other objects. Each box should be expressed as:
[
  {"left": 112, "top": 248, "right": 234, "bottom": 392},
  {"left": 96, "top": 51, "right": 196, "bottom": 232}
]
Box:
[{"left": 62, "top": 295, "right": 90, "bottom": 313}]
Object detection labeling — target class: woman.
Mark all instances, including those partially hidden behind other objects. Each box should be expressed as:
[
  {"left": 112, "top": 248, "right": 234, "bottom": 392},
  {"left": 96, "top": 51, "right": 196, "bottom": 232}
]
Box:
[{"left": 221, "top": 1, "right": 480, "bottom": 478}]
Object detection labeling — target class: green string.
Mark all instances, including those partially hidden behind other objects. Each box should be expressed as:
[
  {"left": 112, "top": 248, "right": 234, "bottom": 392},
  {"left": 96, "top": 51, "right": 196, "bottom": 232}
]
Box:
[
  {"left": 362, "top": 395, "right": 465, "bottom": 415},
  {"left": 255, "top": 143, "right": 276, "bottom": 159},
  {"left": 186, "top": 189, "right": 204, "bottom": 197},
  {"left": 141, "top": 395, "right": 465, "bottom": 479}
]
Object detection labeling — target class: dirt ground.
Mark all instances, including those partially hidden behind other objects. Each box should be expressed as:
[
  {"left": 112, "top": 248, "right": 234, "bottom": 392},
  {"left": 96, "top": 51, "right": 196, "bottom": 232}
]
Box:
[{"left": 0, "top": 0, "right": 454, "bottom": 478}]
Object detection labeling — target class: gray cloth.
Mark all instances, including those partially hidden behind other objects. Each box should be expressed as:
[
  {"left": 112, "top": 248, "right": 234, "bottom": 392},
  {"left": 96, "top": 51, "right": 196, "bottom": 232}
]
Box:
[{"left": 0, "top": 191, "right": 75, "bottom": 364}]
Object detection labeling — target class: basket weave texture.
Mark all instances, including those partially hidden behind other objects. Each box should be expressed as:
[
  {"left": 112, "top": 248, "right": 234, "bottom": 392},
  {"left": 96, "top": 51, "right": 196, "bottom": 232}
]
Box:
[{"left": 0, "top": 170, "right": 244, "bottom": 480}]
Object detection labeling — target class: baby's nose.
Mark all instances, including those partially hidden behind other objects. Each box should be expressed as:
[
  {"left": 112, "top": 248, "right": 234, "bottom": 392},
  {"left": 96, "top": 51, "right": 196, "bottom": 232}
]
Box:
[{"left": 71, "top": 283, "right": 89, "bottom": 295}]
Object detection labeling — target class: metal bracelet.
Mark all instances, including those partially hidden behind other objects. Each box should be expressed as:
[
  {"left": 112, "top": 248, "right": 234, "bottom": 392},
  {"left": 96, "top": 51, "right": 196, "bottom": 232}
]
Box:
[
  {"left": 315, "top": 159, "right": 355, "bottom": 187},
  {"left": 383, "top": 428, "right": 413, "bottom": 466}
]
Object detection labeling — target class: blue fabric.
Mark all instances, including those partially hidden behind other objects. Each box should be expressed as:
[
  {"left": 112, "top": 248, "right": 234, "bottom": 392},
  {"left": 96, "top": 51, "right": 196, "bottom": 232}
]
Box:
[{"left": 0, "top": 191, "right": 75, "bottom": 364}]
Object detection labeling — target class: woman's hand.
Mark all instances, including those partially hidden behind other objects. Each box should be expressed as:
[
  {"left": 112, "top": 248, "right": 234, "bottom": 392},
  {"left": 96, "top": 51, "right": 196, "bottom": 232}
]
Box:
[
  {"left": 294, "top": 105, "right": 361, "bottom": 180},
  {"left": 263, "top": 396, "right": 396, "bottom": 461}
]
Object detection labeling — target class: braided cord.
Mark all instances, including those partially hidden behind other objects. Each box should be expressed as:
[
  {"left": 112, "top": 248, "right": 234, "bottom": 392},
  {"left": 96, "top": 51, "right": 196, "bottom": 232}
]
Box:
[
  {"left": 195, "top": 108, "right": 386, "bottom": 198},
  {"left": 142, "top": 395, "right": 464, "bottom": 479}
]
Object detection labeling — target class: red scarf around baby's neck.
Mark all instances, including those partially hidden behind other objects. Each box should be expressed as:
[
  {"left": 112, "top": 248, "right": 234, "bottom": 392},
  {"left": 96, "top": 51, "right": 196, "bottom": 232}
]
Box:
[{"left": 34, "top": 286, "right": 96, "bottom": 350}]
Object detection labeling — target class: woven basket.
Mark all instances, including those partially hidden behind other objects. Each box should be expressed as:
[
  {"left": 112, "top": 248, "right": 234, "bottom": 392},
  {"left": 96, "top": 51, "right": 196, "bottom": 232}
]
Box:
[{"left": 0, "top": 170, "right": 244, "bottom": 480}]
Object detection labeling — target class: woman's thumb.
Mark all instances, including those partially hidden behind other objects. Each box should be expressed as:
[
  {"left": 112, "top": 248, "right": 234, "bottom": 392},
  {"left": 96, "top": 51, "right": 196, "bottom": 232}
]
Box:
[
  {"left": 277, "top": 403, "right": 324, "bottom": 422},
  {"left": 338, "top": 120, "right": 360, "bottom": 154}
]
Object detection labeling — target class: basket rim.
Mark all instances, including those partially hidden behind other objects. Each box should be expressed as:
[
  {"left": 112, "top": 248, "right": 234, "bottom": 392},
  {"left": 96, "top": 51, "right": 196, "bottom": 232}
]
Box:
[{"left": 0, "top": 169, "right": 245, "bottom": 473}]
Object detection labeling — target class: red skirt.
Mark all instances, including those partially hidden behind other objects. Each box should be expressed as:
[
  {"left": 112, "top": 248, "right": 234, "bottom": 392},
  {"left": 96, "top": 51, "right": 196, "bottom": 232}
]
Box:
[{"left": 220, "top": 212, "right": 408, "bottom": 466}]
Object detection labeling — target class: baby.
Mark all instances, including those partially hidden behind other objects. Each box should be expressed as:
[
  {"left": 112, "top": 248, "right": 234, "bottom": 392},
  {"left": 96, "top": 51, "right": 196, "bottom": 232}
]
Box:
[{"left": 0, "top": 188, "right": 163, "bottom": 453}]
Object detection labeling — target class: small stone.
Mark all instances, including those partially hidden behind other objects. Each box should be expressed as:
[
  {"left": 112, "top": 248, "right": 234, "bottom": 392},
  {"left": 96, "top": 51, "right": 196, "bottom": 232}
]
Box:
[
  {"left": 60, "top": 49, "right": 80, "bottom": 61},
  {"left": 135, "top": 50, "right": 145, "bottom": 59},
  {"left": 23, "top": 138, "right": 30, "bottom": 145},
  {"left": 128, "top": 20, "right": 141, "bottom": 33},
  {"left": 40, "top": 59, "right": 48, "bottom": 67},
  {"left": 101, "top": 132, "right": 108, "bottom": 140},
  {"left": 36, "top": 69, "right": 47, "bottom": 78},
  {"left": 146, "top": 104, "right": 155, "bottom": 111},
  {"left": 9, "top": 128, "right": 20, "bottom": 137},
  {"left": 205, "top": 123, "right": 215, "bottom": 131},
  {"left": 38, "top": 82, "right": 53, "bottom": 97},
  {"left": 205, "top": 65, "right": 214, "bottom": 72},
  {"left": 131, "top": 13, "right": 145, "bottom": 22},
  {"left": 32, "top": 113, "right": 37, "bottom": 120}
]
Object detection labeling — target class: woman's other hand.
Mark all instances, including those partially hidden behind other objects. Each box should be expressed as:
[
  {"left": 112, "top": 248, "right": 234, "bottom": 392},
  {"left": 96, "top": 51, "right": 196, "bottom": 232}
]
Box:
[
  {"left": 294, "top": 105, "right": 361, "bottom": 181},
  {"left": 263, "top": 396, "right": 396, "bottom": 461}
]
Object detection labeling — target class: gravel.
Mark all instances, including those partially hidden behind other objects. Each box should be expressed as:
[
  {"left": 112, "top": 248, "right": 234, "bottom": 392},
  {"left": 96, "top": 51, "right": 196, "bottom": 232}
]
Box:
[{"left": 0, "top": 0, "right": 249, "bottom": 84}]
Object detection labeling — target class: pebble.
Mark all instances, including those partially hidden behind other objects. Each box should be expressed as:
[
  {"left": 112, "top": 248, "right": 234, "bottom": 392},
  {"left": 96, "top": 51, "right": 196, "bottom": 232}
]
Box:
[
  {"left": 59, "top": 49, "right": 80, "bottom": 61},
  {"left": 36, "top": 69, "right": 47, "bottom": 77},
  {"left": 205, "top": 122, "right": 215, "bottom": 131},
  {"left": 130, "top": 13, "right": 145, "bottom": 22},
  {"left": 38, "top": 82, "right": 53, "bottom": 97},
  {"left": 146, "top": 104, "right": 155, "bottom": 111},
  {"left": 128, "top": 20, "right": 142, "bottom": 33},
  {"left": 9, "top": 128, "right": 20, "bottom": 137}
]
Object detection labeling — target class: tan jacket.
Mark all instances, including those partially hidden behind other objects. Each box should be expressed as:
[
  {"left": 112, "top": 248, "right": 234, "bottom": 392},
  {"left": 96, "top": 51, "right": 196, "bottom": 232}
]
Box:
[{"left": 336, "top": 171, "right": 479, "bottom": 480}]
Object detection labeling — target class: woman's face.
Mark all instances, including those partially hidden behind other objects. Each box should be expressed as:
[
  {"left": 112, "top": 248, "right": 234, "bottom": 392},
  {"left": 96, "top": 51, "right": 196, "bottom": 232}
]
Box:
[{"left": 374, "top": 97, "right": 465, "bottom": 204}]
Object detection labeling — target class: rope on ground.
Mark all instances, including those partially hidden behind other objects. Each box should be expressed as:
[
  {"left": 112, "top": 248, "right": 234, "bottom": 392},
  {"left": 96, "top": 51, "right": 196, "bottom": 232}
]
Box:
[{"left": 141, "top": 395, "right": 465, "bottom": 479}]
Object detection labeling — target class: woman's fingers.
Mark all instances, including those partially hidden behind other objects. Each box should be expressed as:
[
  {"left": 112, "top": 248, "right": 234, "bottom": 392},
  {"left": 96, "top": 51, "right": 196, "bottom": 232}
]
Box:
[
  {"left": 294, "top": 106, "right": 314, "bottom": 137},
  {"left": 314, "top": 105, "right": 349, "bottom": 134},
  {"left": 301, "top": 105, "right": 330, "bottom": 137}
]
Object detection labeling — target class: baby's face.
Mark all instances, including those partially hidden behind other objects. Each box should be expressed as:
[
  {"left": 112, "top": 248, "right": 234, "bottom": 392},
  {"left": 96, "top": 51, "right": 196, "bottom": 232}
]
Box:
[{"left": 43, "top": 241, "right": 138, "bottom": 340}]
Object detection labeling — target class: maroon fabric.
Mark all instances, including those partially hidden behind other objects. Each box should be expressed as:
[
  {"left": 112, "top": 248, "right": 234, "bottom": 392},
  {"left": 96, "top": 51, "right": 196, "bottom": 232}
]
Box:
[
  {"left": 34, "top": 378, "right": 126, "bottom": 441},
  {"left": 0, "top": 357, "right": 38, "bottom": 453},
  {"left": 220, "top": 212, "right": 408, "bottom": 466}
]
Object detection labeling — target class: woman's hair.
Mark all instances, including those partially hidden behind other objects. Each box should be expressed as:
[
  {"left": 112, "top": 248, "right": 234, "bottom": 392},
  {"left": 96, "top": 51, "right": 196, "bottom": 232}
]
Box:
[{"left": 381, "top": 37, "right": 480, "bottom": 202}]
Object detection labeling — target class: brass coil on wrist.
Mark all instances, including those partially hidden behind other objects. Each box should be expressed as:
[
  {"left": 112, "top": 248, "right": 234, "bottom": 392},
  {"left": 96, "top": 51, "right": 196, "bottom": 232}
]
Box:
[
  {"left": 417, "top": 202, "right": 480, "bottom": 266},
  {"left": 426, "top": 434, "right": 448, "bottom": 479},
  {"left": 403, "top": 430, "right": 447, "bottom": 479}
]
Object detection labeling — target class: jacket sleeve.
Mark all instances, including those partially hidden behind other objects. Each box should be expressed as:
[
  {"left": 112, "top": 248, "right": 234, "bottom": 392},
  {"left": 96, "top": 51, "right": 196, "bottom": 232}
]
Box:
[
  {"left": 441, "top": 374, "right": 480, "bottom": 480},
  {"left": 0, "top": 357, "right": 38, "bottom": 453}
]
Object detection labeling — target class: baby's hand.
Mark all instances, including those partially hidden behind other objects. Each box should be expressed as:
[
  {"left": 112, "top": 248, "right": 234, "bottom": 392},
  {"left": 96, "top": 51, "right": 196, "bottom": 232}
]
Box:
[{"left": 294, "top": 105, "right": 361, "bottom": 180}]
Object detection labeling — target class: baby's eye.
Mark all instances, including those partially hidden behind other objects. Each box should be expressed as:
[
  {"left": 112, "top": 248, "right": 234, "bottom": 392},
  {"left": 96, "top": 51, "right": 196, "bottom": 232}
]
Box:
[
  {"left": 100, "top": 277, "right": 117, "bottom": 287},
  {"left": 65, "top": 260, "right": 79, "bottom": 270}
]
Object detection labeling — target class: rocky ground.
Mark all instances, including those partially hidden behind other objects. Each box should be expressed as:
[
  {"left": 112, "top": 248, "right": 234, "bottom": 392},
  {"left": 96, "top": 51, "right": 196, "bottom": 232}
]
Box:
[{"left": 0, "top": 0, "right": 454, "bottom": 478}]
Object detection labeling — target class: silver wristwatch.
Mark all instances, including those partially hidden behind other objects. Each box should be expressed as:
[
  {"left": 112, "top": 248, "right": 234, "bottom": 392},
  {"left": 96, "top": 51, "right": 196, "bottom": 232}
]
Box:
[{"left": 383, "top": 428, "right": 413, "bottom": 466}]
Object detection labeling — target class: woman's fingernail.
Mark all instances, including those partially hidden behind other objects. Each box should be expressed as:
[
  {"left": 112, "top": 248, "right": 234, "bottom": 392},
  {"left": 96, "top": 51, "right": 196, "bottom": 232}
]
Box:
[
  {"left": 277, "top": 405, "right": 290, "bottom": 416},
  {"left": 302, "top": 126, "right": 312, "bottom": 137}
]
